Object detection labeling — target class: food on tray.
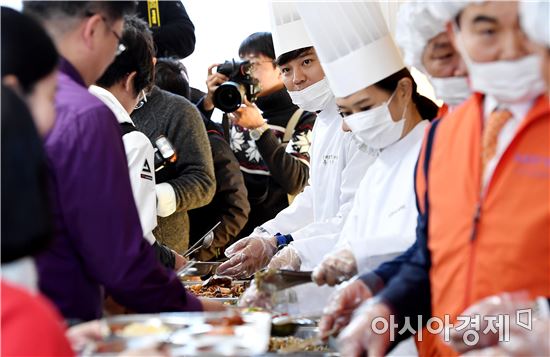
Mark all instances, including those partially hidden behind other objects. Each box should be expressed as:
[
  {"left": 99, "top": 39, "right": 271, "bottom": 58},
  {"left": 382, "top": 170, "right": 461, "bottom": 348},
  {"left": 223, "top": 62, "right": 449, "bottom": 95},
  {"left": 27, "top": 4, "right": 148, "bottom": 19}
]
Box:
[
  {"left": 116, "top": 321, "right": 170, "bottom": 337},
  {"left": 269, "top": 336, "right": 330, "bottom": 353},
  {"left": 185, "top": 276, "right": 245, "bottom": 298}
]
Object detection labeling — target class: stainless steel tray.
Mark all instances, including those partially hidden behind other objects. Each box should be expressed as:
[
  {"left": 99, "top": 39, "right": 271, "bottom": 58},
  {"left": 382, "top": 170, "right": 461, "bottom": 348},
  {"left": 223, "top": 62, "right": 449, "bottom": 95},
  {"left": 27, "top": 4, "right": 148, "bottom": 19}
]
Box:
[{"left": 83, "top": 311, "right": 271, "bottom": 356}]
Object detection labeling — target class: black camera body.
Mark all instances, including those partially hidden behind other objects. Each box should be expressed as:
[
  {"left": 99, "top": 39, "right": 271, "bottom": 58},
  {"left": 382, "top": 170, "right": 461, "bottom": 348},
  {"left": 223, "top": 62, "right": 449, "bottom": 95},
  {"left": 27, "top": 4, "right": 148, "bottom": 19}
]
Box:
[{"left": 213, "top": 59, "right": 261, "bottom": 113}]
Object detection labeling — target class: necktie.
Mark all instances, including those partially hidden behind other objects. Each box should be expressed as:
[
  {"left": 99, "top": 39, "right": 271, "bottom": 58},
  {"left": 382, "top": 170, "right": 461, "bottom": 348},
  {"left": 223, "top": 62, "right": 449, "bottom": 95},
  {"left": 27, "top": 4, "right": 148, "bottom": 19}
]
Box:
[{"left": 481, "top": 109, "right": 513, "bottom": 175}]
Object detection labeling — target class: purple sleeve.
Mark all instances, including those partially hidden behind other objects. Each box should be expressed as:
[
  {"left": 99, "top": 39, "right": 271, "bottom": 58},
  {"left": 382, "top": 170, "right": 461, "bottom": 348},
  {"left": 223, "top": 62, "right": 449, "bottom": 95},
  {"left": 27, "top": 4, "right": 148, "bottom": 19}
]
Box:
[{"left": 61, "top": 105, "right": 201, "bottom": 313}]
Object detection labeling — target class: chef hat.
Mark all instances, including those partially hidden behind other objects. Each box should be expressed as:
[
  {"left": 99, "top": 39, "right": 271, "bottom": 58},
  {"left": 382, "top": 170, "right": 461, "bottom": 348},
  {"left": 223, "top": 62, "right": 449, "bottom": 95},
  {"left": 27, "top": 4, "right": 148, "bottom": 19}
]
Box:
[
  {"left": 297, "top": 1, "right": 405, "bottom": 98},
  {"left": 428, "top": 1, "right": 491, "bottom": 25},
  {"left": 269, "top": 1, "right": 313, "bottom": 58},
  {"left": 395, "top": 2, "right": 447, "bottom": 71},
  {"left": 520, "top": 1, "right": 550, "bottom": 48}
]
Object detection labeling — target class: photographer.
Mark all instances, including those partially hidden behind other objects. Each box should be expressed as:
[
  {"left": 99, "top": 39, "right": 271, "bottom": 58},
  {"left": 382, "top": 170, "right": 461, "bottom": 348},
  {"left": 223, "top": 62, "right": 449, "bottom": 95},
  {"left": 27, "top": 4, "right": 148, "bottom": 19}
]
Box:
[
  {"left": 90, "top": 16, "right": 186, "bottom": 270},
  {"left": 198, "top": 32, "right": 316, "bottom": 237}
]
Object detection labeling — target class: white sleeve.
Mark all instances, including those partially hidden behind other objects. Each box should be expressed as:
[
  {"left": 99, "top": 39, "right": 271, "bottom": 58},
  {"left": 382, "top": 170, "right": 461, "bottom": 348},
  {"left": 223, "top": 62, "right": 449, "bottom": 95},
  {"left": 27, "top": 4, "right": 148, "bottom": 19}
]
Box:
[
  {"left": 289, "top": 136, "right": 376, "bottom": 241},
  {"left": 123, "top": 132, "right": 157, "bottom": 245},
  {"left": 260, "top": 184, "right": 315, "bottom": 235}
]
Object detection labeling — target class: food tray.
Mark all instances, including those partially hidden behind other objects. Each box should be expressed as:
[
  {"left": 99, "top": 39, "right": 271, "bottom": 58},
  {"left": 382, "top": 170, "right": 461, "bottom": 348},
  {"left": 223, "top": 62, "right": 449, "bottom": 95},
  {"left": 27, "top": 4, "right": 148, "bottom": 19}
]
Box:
[{"left": 84, "top": 311, "right": 271, "bottom": 356}]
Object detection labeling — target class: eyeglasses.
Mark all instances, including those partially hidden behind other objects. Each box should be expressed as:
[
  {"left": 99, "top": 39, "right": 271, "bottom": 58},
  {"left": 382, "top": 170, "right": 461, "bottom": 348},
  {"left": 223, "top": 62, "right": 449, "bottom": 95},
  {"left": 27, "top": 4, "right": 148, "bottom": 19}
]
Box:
[
  {"left": 135, "top": 90, "right": 148, "bottom": 110},
  {"left": 99, "top": 16, "right": 126, "bottom": 56},
  {"left": 249, "top": 60, "right": 274, "bottom": 72}
]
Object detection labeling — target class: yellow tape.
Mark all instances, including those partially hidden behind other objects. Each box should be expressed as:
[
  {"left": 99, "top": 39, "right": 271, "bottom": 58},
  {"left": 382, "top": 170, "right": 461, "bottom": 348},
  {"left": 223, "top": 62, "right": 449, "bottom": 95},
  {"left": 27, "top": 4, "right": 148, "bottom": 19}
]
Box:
[{"left": 147, "top": 0, "right": 160, "bottom": 27}]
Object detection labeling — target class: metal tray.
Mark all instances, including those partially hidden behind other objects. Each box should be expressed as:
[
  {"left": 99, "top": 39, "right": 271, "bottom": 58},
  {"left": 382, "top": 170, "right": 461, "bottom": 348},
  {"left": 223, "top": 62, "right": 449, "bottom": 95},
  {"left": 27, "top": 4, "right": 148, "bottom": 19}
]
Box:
[{"left": 84, "top": 311, "right": 271, "bottom": 356}]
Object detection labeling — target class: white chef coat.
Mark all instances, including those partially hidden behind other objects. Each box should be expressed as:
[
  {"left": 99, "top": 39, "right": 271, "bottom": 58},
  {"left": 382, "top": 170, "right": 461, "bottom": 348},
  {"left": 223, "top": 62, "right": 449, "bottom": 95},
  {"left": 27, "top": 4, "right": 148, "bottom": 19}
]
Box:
[
  {"left": 261, "top": 98, "right": 378, "bottom": 269},
  {"left": 89, "top": 85, "right": 157, "bottom": 245},
  {"left": 337, "top": 120, "right": 429, "bottom": 273}
]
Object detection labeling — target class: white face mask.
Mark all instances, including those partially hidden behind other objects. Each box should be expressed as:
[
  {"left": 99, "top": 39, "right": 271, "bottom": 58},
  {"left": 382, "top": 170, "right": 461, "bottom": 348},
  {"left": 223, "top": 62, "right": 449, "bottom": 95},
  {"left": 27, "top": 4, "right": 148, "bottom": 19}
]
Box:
[
  {"left": 343, "top": 92, "right": 407, "bottom": 150},
  {"left": 287, "top": 77, "right": 335, "bottom": 112},
  {"left": 430, "top": 76, "right": 472, "bottom": 107},
  {"left": 454, "top": 31, "right": 545, "bottom": 104}
]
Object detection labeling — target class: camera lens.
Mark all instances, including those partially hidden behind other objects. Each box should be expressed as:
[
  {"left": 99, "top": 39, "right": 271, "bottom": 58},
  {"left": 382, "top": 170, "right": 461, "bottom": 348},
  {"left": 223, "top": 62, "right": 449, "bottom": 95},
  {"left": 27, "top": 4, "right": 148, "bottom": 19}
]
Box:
[{"left": 213, "top": 82, "right": 245, "bottom": 113}]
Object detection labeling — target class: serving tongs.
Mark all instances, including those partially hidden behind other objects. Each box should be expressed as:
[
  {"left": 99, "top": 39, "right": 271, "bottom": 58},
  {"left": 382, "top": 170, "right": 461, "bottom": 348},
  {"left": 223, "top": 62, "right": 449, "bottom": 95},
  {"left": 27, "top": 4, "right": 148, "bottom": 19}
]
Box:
[{"left": 255, "top": 269, "right": 314, "bottom": 293}]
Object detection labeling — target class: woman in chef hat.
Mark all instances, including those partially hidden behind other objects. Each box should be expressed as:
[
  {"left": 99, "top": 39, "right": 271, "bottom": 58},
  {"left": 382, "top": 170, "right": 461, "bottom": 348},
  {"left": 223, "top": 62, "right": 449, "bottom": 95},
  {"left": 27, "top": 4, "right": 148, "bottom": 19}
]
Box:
[{"left": 294, "top": 1, "right": 438, "bottom": 286}]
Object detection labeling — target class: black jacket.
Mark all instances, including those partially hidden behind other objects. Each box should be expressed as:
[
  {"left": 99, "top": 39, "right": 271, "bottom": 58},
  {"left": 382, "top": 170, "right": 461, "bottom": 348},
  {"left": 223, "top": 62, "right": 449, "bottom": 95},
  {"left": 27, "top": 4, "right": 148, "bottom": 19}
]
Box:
[
  {"left": 188, "top": 119, "right": 250, "bottom": 261},
  {"left": 197, "top": 88, "right": 316, "bottom": 237},
  {"left": 137, "top": 0, "right": 196, "bottom": 59}
]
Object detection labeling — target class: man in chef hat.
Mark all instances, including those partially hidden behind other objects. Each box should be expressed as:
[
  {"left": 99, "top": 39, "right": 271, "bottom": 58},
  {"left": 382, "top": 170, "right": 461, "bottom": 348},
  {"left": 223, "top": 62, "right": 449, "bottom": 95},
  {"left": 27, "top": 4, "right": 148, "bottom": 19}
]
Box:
[
  {"left": 332, "top": 1, "right": 549, "bottom": 356},
  {"left": 395, "top": 2, "right": 470, "bottom": 116},
  {"left": 217, "top": 1, "right": 377, "bottom": 283}
]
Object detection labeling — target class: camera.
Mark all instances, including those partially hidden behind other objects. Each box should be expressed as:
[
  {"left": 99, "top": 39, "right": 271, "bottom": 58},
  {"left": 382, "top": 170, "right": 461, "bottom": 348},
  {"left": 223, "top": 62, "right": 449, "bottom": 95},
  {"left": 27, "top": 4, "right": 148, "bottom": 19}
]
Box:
[{"left": 213, "top": 59, "right": 261, "bottom": 113}]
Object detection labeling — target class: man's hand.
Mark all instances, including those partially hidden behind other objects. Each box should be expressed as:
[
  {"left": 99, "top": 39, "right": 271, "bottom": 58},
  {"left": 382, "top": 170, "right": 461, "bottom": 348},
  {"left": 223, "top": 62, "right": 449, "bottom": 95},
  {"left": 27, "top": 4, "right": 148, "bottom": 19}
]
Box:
[
  {"left": 267, "top": 246, "right": 301, "bottom": 271},
  {"left": 216, "top": 236, "right": 277, "bottom": 278},
  {"left": 229, "top": 98, "right": 266, "bottom": 129},
  {"left": 338, "top": 301, "right": 393, "bottom": 357},
  {"left": 319, "top": 279, "right": 373, "bottom": 340},
  {"left": 66, "top": 320, "right": 105, "bottom": 352},
  {"left": 172, "top": 250, "right": 187, "bottom": 271},
  {"left": 312, "top": 247, "right": 358, "bottom": 286},
  {"left": 203, "top": 63, "right": 228, "bottom": 111}
]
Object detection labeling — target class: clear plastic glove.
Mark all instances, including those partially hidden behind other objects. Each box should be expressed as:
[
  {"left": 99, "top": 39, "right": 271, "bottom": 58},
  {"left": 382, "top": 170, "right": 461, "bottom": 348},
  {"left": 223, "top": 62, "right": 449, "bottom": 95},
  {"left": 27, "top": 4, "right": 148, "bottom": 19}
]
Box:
[
  {"left": 216, "top": 236, "right": 277, "bottom": 278},
  {"left": 238, "top": 280, "right": 274, "bottom": 310},
  {"left": 338, "top": 300, "right": 394, "bottom": 357},
  {"left": 312, "top": 247, "right": 358, "bottom": 286},
  {"left": 66, "top": 320, "right": 105, "bottom": 353},
  {"left": 447, "top": 291, "right": 531, "bottom": 354},
  {"left": 462, "top": 318, "right": 550, "bottom": 357},
  {"left": 319, "top": 278, "right": 373, "bottom": 341},
  {"left": 267, "top": 246, "right": 302, "bottom": 271}
]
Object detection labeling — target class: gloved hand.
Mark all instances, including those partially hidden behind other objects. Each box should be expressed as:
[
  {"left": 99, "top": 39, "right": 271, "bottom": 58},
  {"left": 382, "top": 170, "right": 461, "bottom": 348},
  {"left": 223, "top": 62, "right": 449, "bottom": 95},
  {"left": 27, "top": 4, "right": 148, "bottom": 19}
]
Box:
[
  {"left": 448, "top": 292, "right": 531, "bottom": 354},
  {"left": 237, "top": 280, "right": 274, "bottom": 310},
  {"left": 462, "top": 318, "right": 550, "bottom": 357},
  {"left": 338, "top": 300, "right": 394, "bottom": 357},
  {"left": 267, "top": 245, "right": 302, "bottom": 271},
  {"left": 319, "top": 278, "right": 373, "bottom": 341},
  {"left": 312, "top": 247, "right": 357, "bottom": 286},
  {"left": 216, "top": 235, "right": 277, "bottom": 278}
]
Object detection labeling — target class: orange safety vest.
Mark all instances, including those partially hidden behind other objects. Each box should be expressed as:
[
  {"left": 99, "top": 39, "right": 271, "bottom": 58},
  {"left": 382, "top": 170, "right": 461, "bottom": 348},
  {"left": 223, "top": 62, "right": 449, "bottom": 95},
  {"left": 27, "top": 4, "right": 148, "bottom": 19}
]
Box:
[{"left": 415, "top": 93, "right": 550, "bottom": 356}]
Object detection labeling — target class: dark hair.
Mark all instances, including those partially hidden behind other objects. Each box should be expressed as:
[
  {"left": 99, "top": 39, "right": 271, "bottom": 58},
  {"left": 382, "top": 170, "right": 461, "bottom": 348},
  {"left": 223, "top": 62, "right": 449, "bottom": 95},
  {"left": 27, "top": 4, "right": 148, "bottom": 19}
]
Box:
[
  {"left": 1, "top": 7, "right": 59, "bottom": 94},
  {"left": 1, "top": 85, "right": 53, "bottom": 263},
  {"left": 374, "top": 68, "right": 439, "bottom": 120},
  {"left": 23, "top": 1, "right": 136, "bottom": 23},
  {"left": 155, "top": 57, "right": 190, "bottom": 99},
  {"left": 96, "top": 15, "right": 155, "bottom": 96},
  {"left": 239, "top": 32, "right": 276, "bottom": 62},
  {"left": 275, "top": 46, "right": 314, "bottom": 67}
]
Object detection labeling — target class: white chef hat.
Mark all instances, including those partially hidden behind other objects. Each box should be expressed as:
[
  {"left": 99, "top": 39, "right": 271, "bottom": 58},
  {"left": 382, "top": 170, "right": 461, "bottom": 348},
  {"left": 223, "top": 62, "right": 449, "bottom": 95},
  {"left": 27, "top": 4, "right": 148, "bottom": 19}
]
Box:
[
  {"left": 428, "top": 1, "right": 492, "bottom": 25},
  {"left": 520, "top": 1, "right": 550, "bottom": 48},
  {"left": 395, "top": 2, "right": 447, "bottom": 71},
  {"left": 297, "top": 1, "right": 405, "bottom": 98},
  {"left": 269, "top": 1, "right": 313, "bottom": 59}
]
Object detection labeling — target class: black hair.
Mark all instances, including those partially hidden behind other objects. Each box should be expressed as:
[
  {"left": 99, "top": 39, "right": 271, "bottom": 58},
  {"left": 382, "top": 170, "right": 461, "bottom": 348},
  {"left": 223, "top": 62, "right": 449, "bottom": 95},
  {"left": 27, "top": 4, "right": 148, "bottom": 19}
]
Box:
[
  {"left": 96, "top": 15, "right": 155, "bottom": 96},
  {"left": 1, "top": 85, "right": 53, "bottom": 263},
  {"left": 275, "top": 46, "right": 314, "bottom": 67},
  {"left": 155, "top": 57, "right": 190, "bottom": 99},
  {"left": 374, "top": 67, "right": 439, "bottom": 120},
  {"left": 1, "top": 7, "right": 59, "bottom": 94},
  {"left": 238, "top": 32, "right": 276, "bottom": 63},
  {"left": 23, "top": 1, "right": 136, "bottom": 23}
]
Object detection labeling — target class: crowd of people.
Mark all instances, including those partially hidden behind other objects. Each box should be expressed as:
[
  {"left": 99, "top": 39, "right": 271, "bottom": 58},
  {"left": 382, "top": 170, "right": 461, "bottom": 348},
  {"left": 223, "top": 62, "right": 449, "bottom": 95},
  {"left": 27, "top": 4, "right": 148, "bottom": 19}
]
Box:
[{"left": 1, "top": 1, "right": 549, "bottom": 356}]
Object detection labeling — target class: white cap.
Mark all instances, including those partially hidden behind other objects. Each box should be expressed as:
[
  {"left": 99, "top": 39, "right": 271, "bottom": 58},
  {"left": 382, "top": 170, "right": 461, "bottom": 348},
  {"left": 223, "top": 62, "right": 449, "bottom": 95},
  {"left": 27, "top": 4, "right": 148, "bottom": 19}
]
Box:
[
  {"left": 297, "top": 1, "right": 405, "bottom": 98},
  {"left": 427, "top": 1, "right": 485, "bottom": 24},
  {"left": 269, "top": 1, "right": 313, "bottom": 59},
  {"left": 395, "top": 2, "right": 447, "bottom": 71},
  {"left": 520, "top": 1, "right": 550, "bottom": 48}
]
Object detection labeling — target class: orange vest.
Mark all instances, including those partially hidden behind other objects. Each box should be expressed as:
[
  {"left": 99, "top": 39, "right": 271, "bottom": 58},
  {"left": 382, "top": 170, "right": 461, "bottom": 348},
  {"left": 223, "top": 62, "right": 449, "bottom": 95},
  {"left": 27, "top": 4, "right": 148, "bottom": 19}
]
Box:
[{"left": 415, "top": 94, "right": 550, "bottom": 356}]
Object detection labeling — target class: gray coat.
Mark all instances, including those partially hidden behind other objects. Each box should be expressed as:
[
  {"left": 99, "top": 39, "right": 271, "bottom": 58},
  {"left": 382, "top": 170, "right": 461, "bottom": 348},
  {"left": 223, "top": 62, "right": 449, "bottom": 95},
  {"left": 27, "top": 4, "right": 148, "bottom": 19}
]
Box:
[{"left": 131, "top": 86, "right": 215, "bottom": 253}]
